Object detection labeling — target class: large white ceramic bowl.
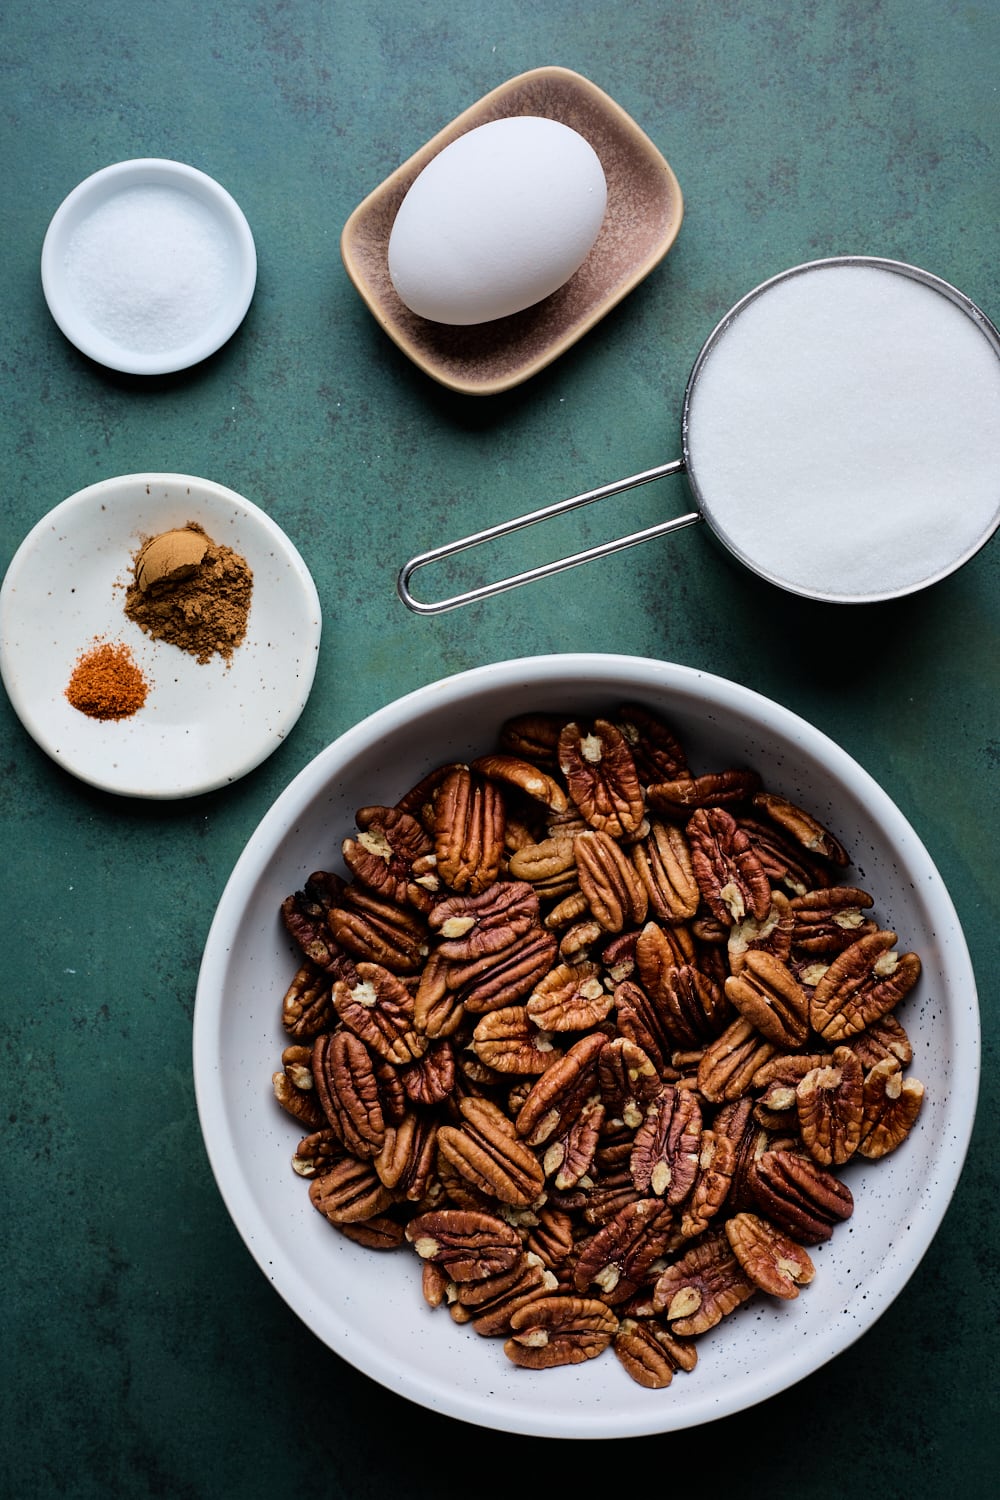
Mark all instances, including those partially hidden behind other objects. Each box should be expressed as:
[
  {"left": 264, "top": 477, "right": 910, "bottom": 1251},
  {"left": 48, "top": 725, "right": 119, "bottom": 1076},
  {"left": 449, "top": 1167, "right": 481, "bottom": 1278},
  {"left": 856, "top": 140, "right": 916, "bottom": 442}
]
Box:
[{"left": 193, "top": 654, "right": 979, "bottom": 1439}]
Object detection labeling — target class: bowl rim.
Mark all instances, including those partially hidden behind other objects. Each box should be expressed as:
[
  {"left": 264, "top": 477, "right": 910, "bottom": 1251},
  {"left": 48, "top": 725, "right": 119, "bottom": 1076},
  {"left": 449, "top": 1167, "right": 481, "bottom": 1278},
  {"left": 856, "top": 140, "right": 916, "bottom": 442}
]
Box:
[
  {"left": 40, "top": 157, "right": 257, "bottom": 375},
  {"left": 193, "top": 652, "right": 980, "bottom": 1437}
]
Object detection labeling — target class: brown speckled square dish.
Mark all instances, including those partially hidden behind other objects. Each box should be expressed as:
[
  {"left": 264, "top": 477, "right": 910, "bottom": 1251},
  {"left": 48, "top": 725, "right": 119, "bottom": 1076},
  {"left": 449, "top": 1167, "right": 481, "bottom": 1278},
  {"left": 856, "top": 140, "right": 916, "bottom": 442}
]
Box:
[{"left": 340, "top": 66, "right": 683, "bottom": 396}]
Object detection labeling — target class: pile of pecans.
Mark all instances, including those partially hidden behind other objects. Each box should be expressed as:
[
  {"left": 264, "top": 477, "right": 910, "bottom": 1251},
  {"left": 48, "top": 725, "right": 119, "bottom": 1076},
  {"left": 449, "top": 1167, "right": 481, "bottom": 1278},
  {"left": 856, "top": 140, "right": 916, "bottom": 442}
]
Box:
[{"left": 271, "top": 703, "right": 925, "bottom": 1389}]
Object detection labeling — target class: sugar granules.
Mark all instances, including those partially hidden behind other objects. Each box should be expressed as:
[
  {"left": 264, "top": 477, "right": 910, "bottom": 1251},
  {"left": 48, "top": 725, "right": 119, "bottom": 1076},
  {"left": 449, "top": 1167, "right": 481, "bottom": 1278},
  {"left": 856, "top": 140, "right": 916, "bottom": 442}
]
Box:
[
  {"left": 684, "top": 262, "right": 1000, "bottom": 599},
  {"left": 62, "top": 185, "right": 231, "bottom": 354}
]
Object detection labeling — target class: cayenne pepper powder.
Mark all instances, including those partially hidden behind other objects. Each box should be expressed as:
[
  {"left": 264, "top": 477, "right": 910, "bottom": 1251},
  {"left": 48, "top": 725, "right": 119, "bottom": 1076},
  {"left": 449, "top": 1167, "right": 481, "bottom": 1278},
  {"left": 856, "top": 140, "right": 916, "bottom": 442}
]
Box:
[
  {"left": 123, "top": 522, "right": 253, "bottom": 664},
  {"left": 65, "top": 639, "right": 149, "bottom": 720}
]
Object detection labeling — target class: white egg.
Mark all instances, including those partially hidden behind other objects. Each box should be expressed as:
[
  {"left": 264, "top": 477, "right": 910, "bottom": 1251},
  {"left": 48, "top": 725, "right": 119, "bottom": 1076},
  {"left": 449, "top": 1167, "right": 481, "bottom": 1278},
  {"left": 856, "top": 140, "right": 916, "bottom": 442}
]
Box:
[{"left": 387, "top": 116, "right": 608, "bottom": 326}]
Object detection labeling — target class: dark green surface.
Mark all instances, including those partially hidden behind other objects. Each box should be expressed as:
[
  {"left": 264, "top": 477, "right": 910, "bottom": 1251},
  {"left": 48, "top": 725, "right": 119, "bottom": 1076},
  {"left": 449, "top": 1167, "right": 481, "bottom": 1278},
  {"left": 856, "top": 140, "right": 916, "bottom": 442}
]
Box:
[{"left": 2, "top": 1, "right": 997, "bottom": 1494}]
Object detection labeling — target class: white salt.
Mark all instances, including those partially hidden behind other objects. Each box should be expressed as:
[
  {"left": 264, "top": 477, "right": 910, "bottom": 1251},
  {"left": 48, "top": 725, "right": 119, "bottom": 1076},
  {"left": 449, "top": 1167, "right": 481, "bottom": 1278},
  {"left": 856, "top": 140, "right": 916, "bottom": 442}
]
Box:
[
  {"left": 62, "top": 185, "right": 231, "bottom": 355},
  {"left": 684, "top": 263, "right": 1000, "bottom": 599}
]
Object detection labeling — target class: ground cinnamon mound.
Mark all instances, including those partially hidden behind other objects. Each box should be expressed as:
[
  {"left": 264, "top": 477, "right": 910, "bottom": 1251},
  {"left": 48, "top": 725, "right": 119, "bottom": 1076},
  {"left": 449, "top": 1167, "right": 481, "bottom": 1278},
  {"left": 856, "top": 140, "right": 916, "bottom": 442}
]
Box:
[
  {"left": 124, "top": 524, "right": 253, "bottom": 664},
  {"left": 66, "top": 639, "right": 149, "bottom": 720}
]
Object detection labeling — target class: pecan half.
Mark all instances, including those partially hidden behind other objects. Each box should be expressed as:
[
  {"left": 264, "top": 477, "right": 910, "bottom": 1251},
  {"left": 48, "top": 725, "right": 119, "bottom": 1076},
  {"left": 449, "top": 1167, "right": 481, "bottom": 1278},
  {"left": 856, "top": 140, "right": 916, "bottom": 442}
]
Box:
[
  {"left": 598, "top": 1036, "right": 663, "bottom": 1128},
  {"left": 558, "top": 719, "right": 645, "bottom": 838},
  {"left": 328, "top": 886, "right": 430, "bottom": 974},
  {"left": 636, "top": 916, "right": 697, "bottom": 972},
  {"left": 429, "top": 880, "right": 540, "bottom": 958},
  {"left": 652, "top": 1232, "right": 755, "bottom": 1335},
  {"left": 542, "top": 1095, "right": 605, "bottom": 1191},
  {"left": 291, "top": 1128, "right": 346, "bottom": 1180},
  {"left": 687, "top": 807, "right": 772, "bottom": 925},
  {"left": 649, "top": 962, "right": 731, "bottom": 1049},
  {"left": 405, "top": 1208, "right": 523, "bottom": 1281},
  {"left": 752, "top": 1052, "right": 832, "bottom": 1130},
  {"left": 337, "top": 1214, "right": 408, "bottom": 1251},
  {"left": 724, "top": 949, "right": 810, "bottom": 1048},
  {"left": 555, "top": 917, "right": 603, "bottom": 963},
  {"left": 578, "top": 1170, "right": 644, "bottom": 1229},
  {"left": 333, "top": 962, "right": 428, "bottom": 1066},
  {"left": 471, "top": 1005, "right": 559, "bottom": 1075},
  {"left": 739, "top": 816, "right": 832, "bottom": 897},
  {"left": 375, "top": 1111, "right": 438, "bottom": 1200},
  {"left": 574, "top": 828, "right": 648, "bottom": 933},
  {"left": 752, "top": 791, "right": 849, "bottom": 867},
  {"left": 796, "top": 1047, "right": 864, "bottom": 1166},
  {"left": 308, "top": 1156, "right": 395, "bottom": 1225},
  {"left": 727, "top": 891, "right": 794, "bottom": 976},
  {"left": 599, "top": 930, "right": 638, "bottom": 990},
  {"left": 420, "top": 1261, "right": 450, "bottom": 1308},
  {"left": 272, "top": 1064, "right": 326, "bottom": 1131},
  {"left": 810, "top": 930, "right": 922, "bottom": 1041},
  {"left": 471, "top": 753, "right": 568, "bottom": 814},
  {"left": 498, "top": 712, "right": 565, "bottom": 765},
  {"left": 312, "top": 1030, "right": 386, "bottom": 1158},
  {"left": 281, "top": 962, "right": 336, "bottom": 1039},
  {"left": 677, "top": 1130, "right": 737, "bottom": 1240},
  {"left": 280, "top": 870, "right": 347, "bottom": 969},
  {"left": 573, "top": 1197, "right": 676, "bottom": 1302},
  {"left": 789, "top": 886, "right": 877, "bottom": 954},
  {"left": 714, "top": 1097, "right": 773, "bottom": 1213},
  {"left": 747, "top": 1148, "right": 854, "bottom": 1244},
  {"left": 504, "top": 1294, "right": 619, "bottom": 1369},
  {"left": 461, "top": 1256, "right": 558, "bottom": 1335},
  {"left": 725, "top": 1211, "right": 815, "bottom": 1299},
  {"left": 631, "top": 818, "right": 700, "bottom": 922},
  {"left": 437, "top": 1096, "right": 545, "bottom": 1207},
  {"left": 432, "top": 767, "right": 505, "bottom": 895},
  {"left": 613, "top": 1316, "right": 698, "bottom": 1389},
  {"left": 526, "top": 960, "right": 613, "bottom": 1032},
  {"left": 342, "top": 806, "right": 434, "bottom": 910},
  {"left": 544, "top": 892, "right": 591, "bottom": 932},
  {"left": 613, "top": 702, "right": 689, "bottom": 782},
  {"left": 400, "top": 1038, "right": 456, "bottom": 1106},
  {"left": 435, "top": 1149, "right": 495, "bottom": 1213},
  {"left": 647, "top": 768, "right": 761, "bottom": 816},
  {"left": 697, "top": 1017, "right": 776, "bottom": 1104},
  {"left": 451, "top": 926, "right": 559, "bottom": 1016},
  {"left": 859, "top": 1058, "right": 925, "bottom": 1158},
  {"left": 507, "top": 836, "right": 578, "bottom": 900},
  {"left": 630, "top": 1086, "right": 703, "bottom": 1204},
  {"left": 515, "top": 1031, "right": 607, "bottom": 1146},
  {"left": 394, "top": 761, "right": 467, "bottom": 824},
  {"left": 412, "top": 952, "right": 466, "bottom": 1039},
  {"left": 525, "top": 1206, "right": 576, "bottom": 1272},
  {"left": 612, "top": 978, "right": 678, "bottom": 1076},
  {"left": 847, "top": 1013, "right": 913, "bottom": 1070},
  {"left": 504, "top": 811, "right": 543, "bottom": 854}
]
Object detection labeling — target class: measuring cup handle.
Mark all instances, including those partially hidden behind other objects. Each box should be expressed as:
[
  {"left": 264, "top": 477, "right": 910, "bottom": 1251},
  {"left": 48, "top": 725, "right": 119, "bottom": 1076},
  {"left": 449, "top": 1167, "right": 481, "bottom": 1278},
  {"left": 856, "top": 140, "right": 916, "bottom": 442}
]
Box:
[{"left": 397, "top": 458, "right": 700, "bottom": 614}]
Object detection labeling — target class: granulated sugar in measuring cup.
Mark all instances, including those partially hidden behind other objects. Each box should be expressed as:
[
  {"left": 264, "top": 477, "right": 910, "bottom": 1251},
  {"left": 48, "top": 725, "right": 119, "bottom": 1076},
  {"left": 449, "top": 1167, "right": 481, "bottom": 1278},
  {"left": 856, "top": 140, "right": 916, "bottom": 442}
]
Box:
[{"left": 397, "top": 257, "right": 1000, "bottom": 612}]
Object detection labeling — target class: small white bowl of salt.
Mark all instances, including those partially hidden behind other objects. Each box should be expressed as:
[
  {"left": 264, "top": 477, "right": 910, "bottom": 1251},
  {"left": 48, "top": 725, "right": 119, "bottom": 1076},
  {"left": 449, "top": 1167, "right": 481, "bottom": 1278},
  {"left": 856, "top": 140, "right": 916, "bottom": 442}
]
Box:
[{"left": 41, "top": 158, "right": 257, "bottom": 375}]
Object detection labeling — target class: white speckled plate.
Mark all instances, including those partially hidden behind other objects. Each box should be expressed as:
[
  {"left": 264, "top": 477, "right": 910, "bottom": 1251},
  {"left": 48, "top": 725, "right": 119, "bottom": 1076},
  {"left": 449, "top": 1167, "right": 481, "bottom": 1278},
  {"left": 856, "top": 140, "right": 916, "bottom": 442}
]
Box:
[
  {"left": 193, "top": 655, "right": 979, "bottom": 1437},
  {"left": 0, "top": 474, "right": 321, "bottom": 799}
]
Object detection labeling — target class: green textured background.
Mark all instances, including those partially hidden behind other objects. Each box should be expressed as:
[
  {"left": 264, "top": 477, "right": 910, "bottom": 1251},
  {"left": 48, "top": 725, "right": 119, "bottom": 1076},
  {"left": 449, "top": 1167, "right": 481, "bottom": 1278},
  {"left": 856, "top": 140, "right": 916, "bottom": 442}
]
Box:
[{"left": 2, "top": 1, "right": 997, "bottom": 1494}]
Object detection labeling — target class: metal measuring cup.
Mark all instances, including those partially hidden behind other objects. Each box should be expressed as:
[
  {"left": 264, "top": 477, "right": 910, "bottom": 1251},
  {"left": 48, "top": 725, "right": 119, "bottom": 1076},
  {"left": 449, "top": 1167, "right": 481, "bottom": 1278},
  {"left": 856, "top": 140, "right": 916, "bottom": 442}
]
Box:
[{"left": 397, "top": 256, "right": 1000, "bottom": 613}]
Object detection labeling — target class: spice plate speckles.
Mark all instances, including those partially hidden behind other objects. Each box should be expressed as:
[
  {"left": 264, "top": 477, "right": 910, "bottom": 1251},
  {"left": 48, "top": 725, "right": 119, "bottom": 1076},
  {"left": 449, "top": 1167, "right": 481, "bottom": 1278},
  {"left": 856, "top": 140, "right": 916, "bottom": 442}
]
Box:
[
  {"left": 0, "top": 474, "right": 321, "bottom": 799},
  {"left": 41, "top": 160, "right": 257, "bottom": 375}
]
